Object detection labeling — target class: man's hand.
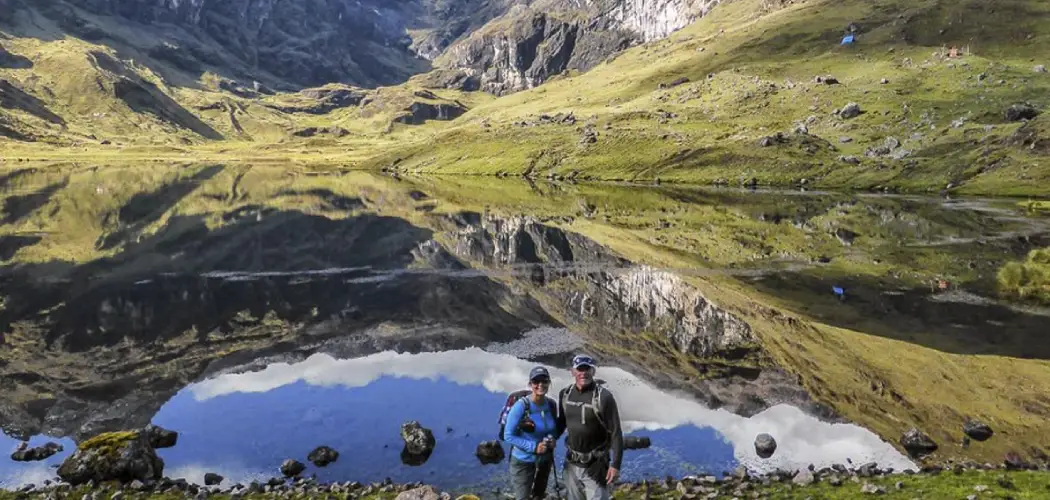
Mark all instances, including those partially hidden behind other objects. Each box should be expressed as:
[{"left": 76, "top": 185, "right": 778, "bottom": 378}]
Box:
[
  {"left": 535, "top": 441, "right": 548, "bottom": 455},
  {"left": 605, "top": 466, "right": 619, "bottom": 485}
]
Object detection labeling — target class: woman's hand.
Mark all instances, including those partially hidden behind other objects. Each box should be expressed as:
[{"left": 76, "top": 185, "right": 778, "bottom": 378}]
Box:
[{"left": 535, "top": 441, "right": 548, "bottom": 455}]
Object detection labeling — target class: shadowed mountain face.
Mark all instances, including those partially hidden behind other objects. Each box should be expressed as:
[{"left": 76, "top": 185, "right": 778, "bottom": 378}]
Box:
[{"left": 1, "top": 0, "right": 715, "bottom": 93}]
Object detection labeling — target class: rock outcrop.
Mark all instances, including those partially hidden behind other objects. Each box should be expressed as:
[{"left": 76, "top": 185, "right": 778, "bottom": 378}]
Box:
[
  {"left": 428, "top": 0, "right": 724, "bottom": 95},
  {"left": 393, "top": 101, "right": 468, "bottom": 125},
  {"left": 56, "top": 430, "right": 164, "bottom": 485}
]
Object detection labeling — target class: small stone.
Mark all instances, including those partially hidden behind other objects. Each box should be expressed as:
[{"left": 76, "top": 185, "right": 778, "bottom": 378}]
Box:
[
  {"left": 900, "top": 428, "right": 938, "bottom": 458},
  {"left": 964, "top": 420, "right": 993, "bottom": 441},
  {"left": 280, "top": 459, "right": 306, "bottom": 477},
  {"left": 307, "top": 446, "right": 339, "bottom": 467},
  {"left": 895, "top": 481, "right": 904, "bottom": 490},
  {"left": 110, "top": 493, "right": 124, "bottom": 500},
  {"left": 839, "top": 137, "right": 853, "bottom": 143},
  {"left": 880, "top": 78, "right": 889, "bottom": 84},
  {"left": 860, "top": 482, "right": 885, "bottom": 494},
  {"left": 974, "top": 485, "right": 988, "bottom": 492},
  {"left": 1035, "top": 65, "right": 1047, "bottom": 73},
  {"left": 839, "top": 102, "right": 862, "bottom": 119}
]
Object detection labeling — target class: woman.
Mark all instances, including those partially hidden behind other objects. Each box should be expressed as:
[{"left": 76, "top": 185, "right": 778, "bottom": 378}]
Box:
[{"left": 503, "top": 366, "right": 563, "bottom": 500}]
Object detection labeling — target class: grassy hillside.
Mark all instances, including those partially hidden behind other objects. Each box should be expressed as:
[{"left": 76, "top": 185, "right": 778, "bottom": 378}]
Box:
[
  {"left": 4, "top": 0, "right": 1049, "bottom": 196},
  {"left": 368, "top": 0, "right": 1050, "bottom": 196}
]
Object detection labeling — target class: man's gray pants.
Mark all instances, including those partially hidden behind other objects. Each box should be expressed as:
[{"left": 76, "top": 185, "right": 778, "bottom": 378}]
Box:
[{"left": 563, "top": 463, "right": 611, "bottom": 500}]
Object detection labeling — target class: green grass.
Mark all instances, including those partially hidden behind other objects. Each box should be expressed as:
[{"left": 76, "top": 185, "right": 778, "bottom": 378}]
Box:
[{"left": 998, "top": 248, "right": 1050, "bottom": 302}]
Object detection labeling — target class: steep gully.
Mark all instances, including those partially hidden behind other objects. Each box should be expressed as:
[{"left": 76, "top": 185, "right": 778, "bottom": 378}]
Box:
[{"left": 0, "top": 208, "right": 834, "bottom": 445}]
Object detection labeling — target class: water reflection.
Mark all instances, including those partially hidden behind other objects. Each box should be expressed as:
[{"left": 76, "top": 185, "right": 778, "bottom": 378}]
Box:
[{"left": 139, "top": 349, "right": 912, "bottom": 491}]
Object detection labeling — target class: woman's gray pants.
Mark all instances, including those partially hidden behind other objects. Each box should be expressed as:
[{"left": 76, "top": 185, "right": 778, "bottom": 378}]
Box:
[{"left": 510, "top": 456, "right": 553, "bottom": 500}]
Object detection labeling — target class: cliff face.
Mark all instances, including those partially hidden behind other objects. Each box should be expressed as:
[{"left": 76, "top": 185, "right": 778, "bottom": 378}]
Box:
[{"left": 428, "top": 0, "right": 723, "bottom": 94}]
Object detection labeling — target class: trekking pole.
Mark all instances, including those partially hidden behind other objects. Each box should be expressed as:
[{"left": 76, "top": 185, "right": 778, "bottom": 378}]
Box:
[{"left": 546, "top": 436, "right": 564, "bottom": 500}]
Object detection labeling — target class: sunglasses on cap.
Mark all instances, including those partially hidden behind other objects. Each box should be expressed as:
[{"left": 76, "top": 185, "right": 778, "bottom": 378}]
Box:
[{"left": 572, "top": 354, "right": 596, "bottom": 370}]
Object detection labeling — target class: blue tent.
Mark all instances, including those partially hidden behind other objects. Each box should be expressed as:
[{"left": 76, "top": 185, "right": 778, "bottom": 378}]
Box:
[
  {"left": 841, "top": 34, "right": 855, "bottom": 45},
  {"left": 832, "top": 286, "right": 845, "bottom": 297}
]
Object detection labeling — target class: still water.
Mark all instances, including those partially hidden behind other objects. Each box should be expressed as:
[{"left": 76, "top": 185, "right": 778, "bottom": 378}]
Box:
[{"left": 2, "top": 348, "right": 913, "bottom": 492}]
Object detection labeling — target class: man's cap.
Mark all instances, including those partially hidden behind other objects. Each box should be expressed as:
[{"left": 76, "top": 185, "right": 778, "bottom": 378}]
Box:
[
  {"left": 572, "top": 354, "right": 596, "bottom": 370},
  {"left": 529, "top": 366, "right": 551, "bottom": 381}
]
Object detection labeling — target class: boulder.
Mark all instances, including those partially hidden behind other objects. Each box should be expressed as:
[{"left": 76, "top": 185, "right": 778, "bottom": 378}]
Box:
[
  {"left": 400, "top": 421, "right": 436, "bottom": 456},
  {"left": 395, "top": 485, "right": 441, "bottom": 500},
  {"left": 204, "top": 473, "right": 224, "bottom": 486},
  {"left": 56, "top": 431, "right": 164, "bottom": 486},
  {"left": 144, "top": 425, "right": 178, "bottom": 449},
  {"left": 1034, "top": 65, "right": 1047, "bottom": 73},
  {"left": 474, "top": 441, "right": 505, "bottom": 465},
  {"left": 1004, "top": 451, "right": 1030, "bottom": 470},
  {"left": 623, "top": 436, "right": 651, "bottom": 450},
  {"left": 963, "top": 420, "right": 993, "bottom": 442},
  {"left": 1005, "top": 104, "right": 1039, "bottom": 122},
  {"left": 279, "top": 459, "right": 305, "bottom": 477},
  {"left": 754, "top": 433, "right": 777, "bottom": 458},
  {"left": 307, "top": 446, "right": 339, "bottom": 467},
  {"left": 10, "top": 442, "right": 63, "bottom": 462},
  {"left": 839, "top": 102, "right": 862, "bottom": 119},
  {"left": 900, "top": 428, "right": 938, "bottom": 458}
]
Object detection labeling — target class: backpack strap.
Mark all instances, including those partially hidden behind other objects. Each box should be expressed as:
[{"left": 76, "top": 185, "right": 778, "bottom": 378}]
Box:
[{"left": 592, "top": 385, "right": 609, "bottom": 434}]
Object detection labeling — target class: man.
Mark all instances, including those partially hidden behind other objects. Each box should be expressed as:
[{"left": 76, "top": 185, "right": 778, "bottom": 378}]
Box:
[{"left": 555, "top": 354, "right": 624, "bottom": 500}]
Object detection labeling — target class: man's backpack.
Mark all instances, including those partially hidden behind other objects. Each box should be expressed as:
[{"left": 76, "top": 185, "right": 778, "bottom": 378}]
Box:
[
  {"left": 557, "top": 383, "right": 609, "bottom": 434},
  {"left": 497, "top": 390, "right": 554, "bottom": 440}
]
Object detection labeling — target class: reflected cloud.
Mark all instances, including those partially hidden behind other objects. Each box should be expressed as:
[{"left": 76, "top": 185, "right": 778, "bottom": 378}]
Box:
[{"left": 190, "top": 349, "right": 915, "bottom": 473}]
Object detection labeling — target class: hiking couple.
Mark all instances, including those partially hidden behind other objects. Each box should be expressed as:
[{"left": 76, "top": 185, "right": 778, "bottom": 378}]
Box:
[{"left": 500, "top": 354, "right": 624, "bottom": 500}]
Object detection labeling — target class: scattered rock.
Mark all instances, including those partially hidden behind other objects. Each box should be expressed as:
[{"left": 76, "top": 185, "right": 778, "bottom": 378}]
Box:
[
  {"left": 839, "top": 102, "right": 862, "bottom": 119},
  {"left": 792, "top": 470, "right": 815, "bottom": 486},
  {"left": 144, "top": 425, "right": 178, "bottom": 449},
  {"left": 401, "top": 421, "right": 436, "bottom": 456},
  {"left": 978, "top": 72, "right": 988, "bottom": 82},
  {"left": 839, "top": 136, "right": 853, "bottom": 143},
  {"left": 1035, "top": 65, "right": 1047, "bottom": 73},
  {"left": 794, "top": 123, "right": 809, "bottom": 135},
  {"left": 754, "top": 434, "right": 777, "bottom": 458},
  {"left": 839, "top": 155, "right": 861, "bottom": 165},
  {"left": 624, "top": 436, "right": 651, "bottom": 450},
  {"left": 963, "top": 420, "right": 993, "bottom": 441},
  {"left": 880, "top": 78, "right": 889, "bottom": 84},
  {"left": 815, "top": 75, "right": 840, "bottom": 85},
  {"left": 203, "top": 473, "right": 223, "bottom": 486},
  {"left": 280, "top": 459, "right": 305, "bottom": 478},
  {"left": 658, "top": 77, "right": 690, "bottom": 89},
  {"left": 10, "top": 442, "right": 63, "bottom": 462},
  {"left": 57, "top": 431, "right": 164, "bottom": 486},
  {"left": 834, "top": 228, "right": 858, "bottom": 246},
  {"left": 475, "top": 441, "right": 505, "bottom": 465},
  {"left": 1005, "top": 104, "right": 1039, "bottom": 122},
  {"left": 292, "top": 126, "right": 350, "bottom": 138},
  {"left": 396, "top": 485, "right": 441, "bottom": 500},
  {"left": 900, "top": 428, "right": 938, "bottom": 458},
  {"left": 307, "top": 446, "right": 339, "bottom": 467},
  {"left": 1004, "top": 451, "right": 1030, "bottom": 470}
]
